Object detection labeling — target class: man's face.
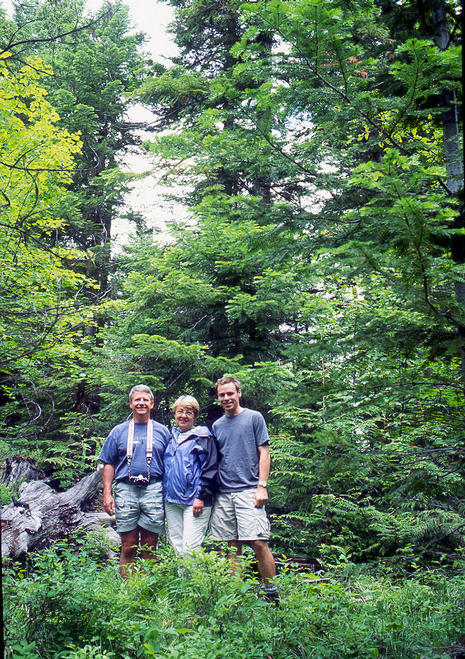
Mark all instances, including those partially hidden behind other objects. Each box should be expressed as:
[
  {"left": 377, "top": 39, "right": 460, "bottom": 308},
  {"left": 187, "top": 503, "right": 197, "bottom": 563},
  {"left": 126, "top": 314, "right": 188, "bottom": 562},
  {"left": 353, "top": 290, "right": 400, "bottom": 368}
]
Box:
[
  {"left": 217, "top": 383, "right": 241, "bottom": 417},
  {"left": 129, "top": 391, "right": 154, "bottom": 419}
]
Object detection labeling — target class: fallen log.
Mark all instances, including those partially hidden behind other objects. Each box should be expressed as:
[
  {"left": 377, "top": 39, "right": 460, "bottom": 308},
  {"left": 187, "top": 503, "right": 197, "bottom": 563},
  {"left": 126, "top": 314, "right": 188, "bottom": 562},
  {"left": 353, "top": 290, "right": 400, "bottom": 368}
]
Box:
[
  {"left": 1, "top": 469, "right": 119, "bottom": 560},
  {"left": 274, "top": 554, "right": 323, "bottom": 573}
]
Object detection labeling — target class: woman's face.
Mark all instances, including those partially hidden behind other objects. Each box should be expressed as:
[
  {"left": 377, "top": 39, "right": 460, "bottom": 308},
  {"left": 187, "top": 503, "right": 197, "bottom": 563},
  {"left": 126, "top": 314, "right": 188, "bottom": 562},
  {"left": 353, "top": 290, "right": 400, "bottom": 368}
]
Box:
[{"left": 174, "top": 406, "right": 196, "bottom": 432}]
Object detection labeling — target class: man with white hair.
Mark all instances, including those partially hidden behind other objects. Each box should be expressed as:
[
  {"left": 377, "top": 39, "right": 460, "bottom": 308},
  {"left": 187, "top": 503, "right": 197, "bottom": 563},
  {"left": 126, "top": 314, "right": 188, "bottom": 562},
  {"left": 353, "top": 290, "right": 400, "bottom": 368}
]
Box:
[{"left": 99, "top": 384, "right": 170, "bottom": 576}]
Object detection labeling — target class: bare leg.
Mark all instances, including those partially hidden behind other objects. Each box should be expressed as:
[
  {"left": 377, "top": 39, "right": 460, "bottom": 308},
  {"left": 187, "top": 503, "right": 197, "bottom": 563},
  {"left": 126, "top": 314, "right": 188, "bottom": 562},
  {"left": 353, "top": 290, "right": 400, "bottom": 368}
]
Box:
[
  {"left": 227, "top": 540, "right": 244, "bottom": 576},
  {"left": 140, "top": 528, "right": 158, "bottom": 561},
  {"left": 249, "top": 539, "right": 276, "bottom": 585},
  {"left": 119, "top": 528, "right": 139, "bottom": 578}
]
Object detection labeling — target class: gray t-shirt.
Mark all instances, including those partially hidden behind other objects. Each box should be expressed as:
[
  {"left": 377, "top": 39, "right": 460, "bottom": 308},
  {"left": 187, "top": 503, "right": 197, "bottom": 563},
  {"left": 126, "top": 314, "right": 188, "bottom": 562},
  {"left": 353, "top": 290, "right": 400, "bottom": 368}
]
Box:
[{"left": 212, "top": 408, "right": 269, "bottom": 492}]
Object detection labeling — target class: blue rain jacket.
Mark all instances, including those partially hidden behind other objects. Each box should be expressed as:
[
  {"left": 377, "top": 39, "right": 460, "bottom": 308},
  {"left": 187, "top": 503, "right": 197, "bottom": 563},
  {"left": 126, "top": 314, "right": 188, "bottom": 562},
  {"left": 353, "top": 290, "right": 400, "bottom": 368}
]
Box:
[{"left": 163, "top": 425, "right": 217, "bottom": 506}]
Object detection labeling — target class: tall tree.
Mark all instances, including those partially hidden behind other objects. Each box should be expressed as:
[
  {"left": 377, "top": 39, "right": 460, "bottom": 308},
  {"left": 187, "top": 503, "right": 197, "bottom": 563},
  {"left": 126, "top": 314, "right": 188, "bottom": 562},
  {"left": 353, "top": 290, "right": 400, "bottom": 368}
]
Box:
[
  {"left": 135, "top": 0, "right": 302, "bottom": 364},
  {"left": 9, "top": 0, "right": 146, "bottom": 295},
  {"left": 230, "top": 0, "right": 464, "bottom": 560},
  {"left": 110, "top": 0, "right": 465, "bottom": 562},
  {"left": 0, "top": 51, "right": 93, "bottom": 460},
  {"left": 0, "top": 1, "right": 149, "bottom": 480}
]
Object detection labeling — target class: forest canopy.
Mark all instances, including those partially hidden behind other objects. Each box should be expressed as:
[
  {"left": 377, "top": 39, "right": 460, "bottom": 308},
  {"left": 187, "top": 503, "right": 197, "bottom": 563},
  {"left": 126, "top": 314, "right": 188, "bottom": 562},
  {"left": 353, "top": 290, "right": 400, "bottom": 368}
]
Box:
[{"left": 1, "top": 0, "right": 463, "bottom": 571}]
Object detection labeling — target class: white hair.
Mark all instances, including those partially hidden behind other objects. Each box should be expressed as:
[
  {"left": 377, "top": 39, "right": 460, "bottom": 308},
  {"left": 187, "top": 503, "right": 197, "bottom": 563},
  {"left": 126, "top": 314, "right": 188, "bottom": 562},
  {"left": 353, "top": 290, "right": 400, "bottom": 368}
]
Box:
[{"left": 128, "top": 384, "right": 154, "bottom": 402}]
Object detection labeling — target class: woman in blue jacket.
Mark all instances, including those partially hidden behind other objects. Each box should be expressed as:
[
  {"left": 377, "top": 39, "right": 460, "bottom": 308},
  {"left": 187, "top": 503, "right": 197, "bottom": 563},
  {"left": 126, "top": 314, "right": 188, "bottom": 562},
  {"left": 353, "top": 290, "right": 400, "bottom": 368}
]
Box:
[{"left": 163, "top": 395, "right": 217, "bottom": 555}]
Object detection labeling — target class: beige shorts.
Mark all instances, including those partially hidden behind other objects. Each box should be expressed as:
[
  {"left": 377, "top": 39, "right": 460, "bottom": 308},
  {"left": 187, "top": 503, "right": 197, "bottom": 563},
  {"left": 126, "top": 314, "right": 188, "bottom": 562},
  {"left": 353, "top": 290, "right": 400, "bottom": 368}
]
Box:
[
  {"left": 209, "top": 488, "right": 270, "bottom": 541},
  {"left": 114, "top": 480, "right": 164, "bottom": 534}
]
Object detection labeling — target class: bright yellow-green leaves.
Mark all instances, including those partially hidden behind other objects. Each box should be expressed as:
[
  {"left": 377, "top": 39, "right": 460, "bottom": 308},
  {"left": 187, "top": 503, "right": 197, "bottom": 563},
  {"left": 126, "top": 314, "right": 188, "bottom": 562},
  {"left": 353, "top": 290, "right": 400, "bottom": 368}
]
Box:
[
  {"left": 0, "top": 54, "right": 93, "bottom": 376},
  {"left": 0, "top": 54, "right": 81, "bottom": 230}
]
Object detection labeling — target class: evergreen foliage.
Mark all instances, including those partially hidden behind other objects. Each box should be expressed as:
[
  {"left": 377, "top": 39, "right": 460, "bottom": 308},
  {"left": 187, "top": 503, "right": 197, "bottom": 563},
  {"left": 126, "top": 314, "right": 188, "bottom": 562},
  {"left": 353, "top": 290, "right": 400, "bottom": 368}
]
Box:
[{"left": 111, "top": 0, "right": 464, "bottom": 562}]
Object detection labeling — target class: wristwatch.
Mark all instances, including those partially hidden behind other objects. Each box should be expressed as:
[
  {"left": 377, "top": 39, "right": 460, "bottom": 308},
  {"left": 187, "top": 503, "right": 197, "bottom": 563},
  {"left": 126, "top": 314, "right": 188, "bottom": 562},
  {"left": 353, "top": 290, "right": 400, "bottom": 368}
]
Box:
[{"left": 258, "top": 480, "right": 268, "bottom": 488}]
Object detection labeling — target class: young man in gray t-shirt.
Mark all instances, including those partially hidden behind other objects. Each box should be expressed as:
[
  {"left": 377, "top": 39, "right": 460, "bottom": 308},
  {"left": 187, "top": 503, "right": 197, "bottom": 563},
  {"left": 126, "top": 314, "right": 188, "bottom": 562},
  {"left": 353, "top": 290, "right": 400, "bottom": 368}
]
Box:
[{"left": 210, "top": 377, "right": 278, "bottom": 602}]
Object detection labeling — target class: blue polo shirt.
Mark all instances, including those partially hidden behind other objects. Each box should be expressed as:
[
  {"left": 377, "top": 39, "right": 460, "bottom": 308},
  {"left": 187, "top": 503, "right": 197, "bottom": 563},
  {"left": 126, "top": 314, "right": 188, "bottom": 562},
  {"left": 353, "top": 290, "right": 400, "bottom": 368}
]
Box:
[{"left": 99, "top": 419, "right": 170, "bottom": 482}]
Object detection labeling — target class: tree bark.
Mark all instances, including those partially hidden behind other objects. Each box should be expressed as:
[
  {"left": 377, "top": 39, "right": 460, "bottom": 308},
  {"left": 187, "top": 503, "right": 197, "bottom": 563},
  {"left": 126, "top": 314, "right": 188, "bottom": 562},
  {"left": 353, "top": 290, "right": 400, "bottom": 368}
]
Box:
[
  {"left": 1, "top": 469, "right": 120, "bottom": 559},
  {"left": 432, "top": 5, "right": 465, "bottom": 383}
]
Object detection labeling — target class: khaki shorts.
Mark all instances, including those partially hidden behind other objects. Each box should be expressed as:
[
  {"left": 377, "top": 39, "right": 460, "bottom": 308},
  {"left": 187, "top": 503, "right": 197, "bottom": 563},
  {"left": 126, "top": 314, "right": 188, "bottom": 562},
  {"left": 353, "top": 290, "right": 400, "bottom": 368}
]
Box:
[
  {"left": 114, "top": 480, "right": 164, "bottom": 534},
  {"left": 209, "top": 488, "right": 270, "bottom": 541}
]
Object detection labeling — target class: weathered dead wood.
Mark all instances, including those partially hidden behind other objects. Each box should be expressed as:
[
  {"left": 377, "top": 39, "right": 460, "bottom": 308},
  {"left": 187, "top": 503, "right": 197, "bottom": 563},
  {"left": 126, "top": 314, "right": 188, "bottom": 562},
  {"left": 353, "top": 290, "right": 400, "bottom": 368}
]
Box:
[
  {"left": 77, "top": 512, "right": 121, "bottom": 546},
  {"left": 1, "top": 470, "right": 120, "bottom": 559},
  {"left": 274, "top": 554, "right": 323, "bottom": 573},
  {"left": 1, "top": 456, "right": 45, "bottom": 485}
]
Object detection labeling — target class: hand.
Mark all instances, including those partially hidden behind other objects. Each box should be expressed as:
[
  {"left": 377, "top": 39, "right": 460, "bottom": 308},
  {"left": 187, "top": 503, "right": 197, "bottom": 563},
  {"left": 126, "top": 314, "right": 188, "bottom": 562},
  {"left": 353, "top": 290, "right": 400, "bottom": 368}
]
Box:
[
  {"left": 103, "top": 493, "right": 115, "bottom": 516},
  {"left": 192, "top": 498, "right": 204, "bottom": 517},
  {"left": 254, "top": 485, "right": 268, "bottom": 508}
]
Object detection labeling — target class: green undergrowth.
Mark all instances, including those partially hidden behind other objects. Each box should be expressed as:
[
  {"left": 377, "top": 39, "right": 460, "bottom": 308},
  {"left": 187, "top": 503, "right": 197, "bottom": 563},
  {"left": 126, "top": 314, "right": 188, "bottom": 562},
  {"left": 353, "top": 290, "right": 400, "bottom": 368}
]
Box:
[{"left": 3, "top": 533, "right": 465, "bottom": 659}]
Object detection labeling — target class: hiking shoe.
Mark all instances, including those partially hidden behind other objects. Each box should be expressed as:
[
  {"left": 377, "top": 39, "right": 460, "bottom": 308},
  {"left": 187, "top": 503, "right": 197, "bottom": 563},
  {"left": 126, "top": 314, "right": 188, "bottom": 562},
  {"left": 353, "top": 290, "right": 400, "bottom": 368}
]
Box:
[{"left": 262, "top": 590, "right": 280, "bottom": 606}]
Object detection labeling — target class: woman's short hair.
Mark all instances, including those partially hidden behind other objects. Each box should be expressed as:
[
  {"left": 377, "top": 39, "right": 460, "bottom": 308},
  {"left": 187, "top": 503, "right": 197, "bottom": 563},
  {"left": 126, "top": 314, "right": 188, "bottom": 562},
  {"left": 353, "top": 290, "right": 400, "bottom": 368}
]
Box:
[{"left": 173, "top": 395, "right": 200, "bottom": 418}]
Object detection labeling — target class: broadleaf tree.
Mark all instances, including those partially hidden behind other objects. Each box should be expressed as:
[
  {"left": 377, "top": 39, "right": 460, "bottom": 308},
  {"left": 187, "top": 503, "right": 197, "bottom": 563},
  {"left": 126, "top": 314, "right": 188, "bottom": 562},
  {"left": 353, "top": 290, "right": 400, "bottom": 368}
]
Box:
[
  {"left": 0, "top": 50, "right": 96, "bottom": 468},
  {"left": 0, "top": 0, "right": 148, "bottom": 481}
]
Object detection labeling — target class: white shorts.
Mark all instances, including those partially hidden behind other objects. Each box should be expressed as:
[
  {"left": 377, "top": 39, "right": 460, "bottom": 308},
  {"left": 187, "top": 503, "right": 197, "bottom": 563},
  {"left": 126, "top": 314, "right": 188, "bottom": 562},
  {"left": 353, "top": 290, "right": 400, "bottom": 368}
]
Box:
[
  {"left": 209, "top": 488, "right": 270, "bottom": 541},
  {"left": 165, "top": 502, "right": 211, "bottom": 556}
]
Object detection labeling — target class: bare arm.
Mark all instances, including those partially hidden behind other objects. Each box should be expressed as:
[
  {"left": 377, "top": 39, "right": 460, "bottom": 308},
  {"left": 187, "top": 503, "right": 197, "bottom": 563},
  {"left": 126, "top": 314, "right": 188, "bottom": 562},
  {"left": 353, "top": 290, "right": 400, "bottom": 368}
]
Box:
[
  {"left": 102, "top": 463, "right": 115, "bottom": 515},
  {"left": 192, "top": 497, "right": 204, "bottom": 517},
  {"left": 254, "top": 444, "right": 270, "bottom": 507}
]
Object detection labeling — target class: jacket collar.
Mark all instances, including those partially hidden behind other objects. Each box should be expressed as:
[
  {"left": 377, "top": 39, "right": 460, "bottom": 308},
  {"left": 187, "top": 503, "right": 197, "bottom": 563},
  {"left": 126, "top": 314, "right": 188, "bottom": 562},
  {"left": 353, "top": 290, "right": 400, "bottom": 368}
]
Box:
[{"left": 171, "top": 425, "right": 209, "bottom": 441}]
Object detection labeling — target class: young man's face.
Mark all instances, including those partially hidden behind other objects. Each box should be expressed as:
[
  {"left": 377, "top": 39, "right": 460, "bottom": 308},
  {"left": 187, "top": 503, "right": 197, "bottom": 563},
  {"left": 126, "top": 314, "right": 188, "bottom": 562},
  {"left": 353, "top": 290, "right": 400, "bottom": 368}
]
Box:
[
  {"left": 129, "top": 391, "right": 154, "bottom": 421},
  {"left": 217, "top": 383, "right": 242, "bottom": 417}
]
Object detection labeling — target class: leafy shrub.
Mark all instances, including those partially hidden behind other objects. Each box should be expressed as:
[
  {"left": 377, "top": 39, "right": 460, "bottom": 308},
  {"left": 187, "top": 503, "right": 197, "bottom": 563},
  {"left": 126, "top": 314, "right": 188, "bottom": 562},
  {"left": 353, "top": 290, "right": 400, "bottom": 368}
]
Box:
[
  {"left": 0, "top": 482, "right": 13, "bottom": 505},
  {"left": 3, "top": 533, "right": 465, "bottom": 658}
]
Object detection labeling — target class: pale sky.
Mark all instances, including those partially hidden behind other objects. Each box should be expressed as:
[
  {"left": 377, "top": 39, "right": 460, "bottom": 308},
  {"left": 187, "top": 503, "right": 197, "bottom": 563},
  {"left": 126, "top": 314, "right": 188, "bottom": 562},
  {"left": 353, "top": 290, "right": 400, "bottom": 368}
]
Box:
[
  {"left": 3, "top": 0, "right": 186, "bottom": 244},
  {"left": 82, "top": 0, "right": 185, "bottom": 245},
  {"left": 84, "top": 0, "right": 178, "bottom": 61}
]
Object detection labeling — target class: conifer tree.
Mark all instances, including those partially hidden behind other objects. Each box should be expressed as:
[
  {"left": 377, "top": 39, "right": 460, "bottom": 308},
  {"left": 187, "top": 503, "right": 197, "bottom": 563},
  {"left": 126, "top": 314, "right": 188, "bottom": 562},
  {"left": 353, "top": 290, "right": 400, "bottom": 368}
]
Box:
[
  {"left": 7, "top": 0, "right": 146, "bottom": 294},
  {"left": 110, "top": 0, "right": 465, "bottom": 560}
]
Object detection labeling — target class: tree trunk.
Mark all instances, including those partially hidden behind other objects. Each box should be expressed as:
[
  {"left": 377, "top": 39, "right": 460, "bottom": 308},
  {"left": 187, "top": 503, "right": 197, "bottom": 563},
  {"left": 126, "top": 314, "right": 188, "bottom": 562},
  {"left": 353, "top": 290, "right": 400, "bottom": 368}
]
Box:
[
  {"left": 1, "top": 469, "right": 120, "bottom": 559},
  {"left": 432, "top": 5, "right": 465, "bottom": 383}
]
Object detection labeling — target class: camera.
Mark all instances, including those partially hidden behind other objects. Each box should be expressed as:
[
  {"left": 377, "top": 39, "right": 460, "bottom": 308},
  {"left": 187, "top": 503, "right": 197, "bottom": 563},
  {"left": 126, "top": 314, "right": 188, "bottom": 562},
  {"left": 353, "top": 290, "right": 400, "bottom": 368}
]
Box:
[{"left": 129, "top": 473, "right": 150, "bottom": 486}]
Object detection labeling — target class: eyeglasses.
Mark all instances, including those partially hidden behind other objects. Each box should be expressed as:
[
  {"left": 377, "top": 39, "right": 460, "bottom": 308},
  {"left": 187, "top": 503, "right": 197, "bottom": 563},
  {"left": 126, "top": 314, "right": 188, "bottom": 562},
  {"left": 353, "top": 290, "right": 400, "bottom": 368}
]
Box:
[{"left": 175, "top": 408, "right": 195, "bottom": 417}]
